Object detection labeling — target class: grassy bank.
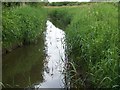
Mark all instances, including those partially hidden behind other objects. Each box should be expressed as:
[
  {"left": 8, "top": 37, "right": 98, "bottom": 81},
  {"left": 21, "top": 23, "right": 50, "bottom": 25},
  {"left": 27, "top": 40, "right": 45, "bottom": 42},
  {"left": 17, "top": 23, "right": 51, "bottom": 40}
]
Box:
[
  {"left": 49, "top": 3, "right": 119, "bottom": 88},
  {"left": 2, "top": 5, "right": 47, "bottom": 53},
  {"left": 2, "top": 2, "right": 119, "bottom": 89}
]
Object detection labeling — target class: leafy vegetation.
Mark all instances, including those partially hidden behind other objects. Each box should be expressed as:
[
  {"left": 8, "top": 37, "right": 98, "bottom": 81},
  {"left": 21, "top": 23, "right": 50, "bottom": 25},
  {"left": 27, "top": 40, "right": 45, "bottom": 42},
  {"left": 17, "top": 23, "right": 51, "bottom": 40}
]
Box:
[
  {"left": 2, "top": 2, "right": 119, "bottom": 89},
  {"left": 2, "top": 5, "right": 47, "bottom": 51},
  {"left": 49, "top": 9, "right": 71, "bottom": 29},
  {"left": 49, "top": 3, "right": 119, "bottom": 89}
]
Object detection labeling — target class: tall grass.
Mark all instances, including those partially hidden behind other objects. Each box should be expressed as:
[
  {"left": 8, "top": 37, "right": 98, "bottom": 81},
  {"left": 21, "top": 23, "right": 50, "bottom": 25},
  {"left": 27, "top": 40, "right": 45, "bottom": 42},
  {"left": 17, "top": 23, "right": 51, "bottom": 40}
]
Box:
[
  {"left": 2, "top": 2, "right": 119, "bottom": 89},
  {"left": 2, "top": 5, "right": 47, "bottom": 51},
  {"left": 49, "top": 8, "right": 72, "bottom": 29},
  {"left": 49, "top": 3, "right": 119, "bottom": 88}
]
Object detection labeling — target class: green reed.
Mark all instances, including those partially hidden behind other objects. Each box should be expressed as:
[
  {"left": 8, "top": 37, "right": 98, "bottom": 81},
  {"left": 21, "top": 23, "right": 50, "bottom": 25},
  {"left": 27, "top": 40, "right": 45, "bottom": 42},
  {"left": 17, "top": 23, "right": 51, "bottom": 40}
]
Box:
[{"left": 49, "top": 2, "right": 119, "bottom": 88}]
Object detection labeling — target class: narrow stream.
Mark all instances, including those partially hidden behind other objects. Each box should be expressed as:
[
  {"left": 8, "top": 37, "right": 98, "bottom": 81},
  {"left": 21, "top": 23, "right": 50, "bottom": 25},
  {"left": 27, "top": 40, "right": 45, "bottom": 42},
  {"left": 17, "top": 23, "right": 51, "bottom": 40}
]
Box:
[
  {"left": 34, "top": 20, "right": 66, "bottom": 88},
  {"left": 2, "top": 20, "right": 66, "bottom": 88}
]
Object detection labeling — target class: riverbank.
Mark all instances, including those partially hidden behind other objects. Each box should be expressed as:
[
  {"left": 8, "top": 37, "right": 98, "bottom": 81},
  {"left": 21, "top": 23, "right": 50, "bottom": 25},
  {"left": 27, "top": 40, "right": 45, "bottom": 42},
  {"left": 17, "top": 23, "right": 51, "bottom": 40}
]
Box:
[
  {"left": 2, "top": 5, "right": 47, "bottom": 54},
  {"left": 48, "top": 3, "right": 119, "bottom": 88},
  {"left": 2, "top": 2, "right": 119, "bottom": 89}
]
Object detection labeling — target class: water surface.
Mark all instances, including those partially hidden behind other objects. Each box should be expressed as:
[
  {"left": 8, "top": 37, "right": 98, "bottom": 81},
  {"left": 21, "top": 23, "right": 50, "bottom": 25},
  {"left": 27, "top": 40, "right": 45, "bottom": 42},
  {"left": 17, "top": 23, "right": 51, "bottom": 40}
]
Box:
[
  {"left": 34, "top": 20, "right": 66, "bottom": 88},
  {"left": 2, "top": 20, "right": 66, "bottom": 88}
]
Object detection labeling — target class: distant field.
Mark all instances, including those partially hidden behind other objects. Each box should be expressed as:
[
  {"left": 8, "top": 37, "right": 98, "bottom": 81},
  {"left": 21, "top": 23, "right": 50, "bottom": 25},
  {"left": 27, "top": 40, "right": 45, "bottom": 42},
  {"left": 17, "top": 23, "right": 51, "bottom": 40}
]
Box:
[{"left": 44, "top": 5, "right": 88, "bottom": 8}]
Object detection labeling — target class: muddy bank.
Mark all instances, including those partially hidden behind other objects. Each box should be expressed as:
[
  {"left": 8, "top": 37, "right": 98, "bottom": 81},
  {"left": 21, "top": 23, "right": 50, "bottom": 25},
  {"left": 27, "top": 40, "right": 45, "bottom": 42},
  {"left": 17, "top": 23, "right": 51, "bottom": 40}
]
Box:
[{"left": 2, "top": 35, "right": 43, "bottom": 55}]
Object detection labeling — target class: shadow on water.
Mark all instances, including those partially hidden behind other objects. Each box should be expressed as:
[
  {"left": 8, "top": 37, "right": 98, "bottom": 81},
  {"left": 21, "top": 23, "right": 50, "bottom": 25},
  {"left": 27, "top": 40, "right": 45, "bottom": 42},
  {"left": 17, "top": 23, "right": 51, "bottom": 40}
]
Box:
[
  {"left": 2, "top": 20, "right": 67, "bottom": 88},
  {"left": 2, "top": 34, "right": 45, "bottom": 88}
]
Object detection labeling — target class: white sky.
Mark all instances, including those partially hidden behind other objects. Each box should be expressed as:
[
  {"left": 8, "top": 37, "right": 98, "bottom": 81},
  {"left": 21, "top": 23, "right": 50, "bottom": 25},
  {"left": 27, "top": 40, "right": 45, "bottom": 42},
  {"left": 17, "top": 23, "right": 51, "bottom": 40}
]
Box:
[{"left": 48, "top": 0, "right": 90, "bottom": 2}]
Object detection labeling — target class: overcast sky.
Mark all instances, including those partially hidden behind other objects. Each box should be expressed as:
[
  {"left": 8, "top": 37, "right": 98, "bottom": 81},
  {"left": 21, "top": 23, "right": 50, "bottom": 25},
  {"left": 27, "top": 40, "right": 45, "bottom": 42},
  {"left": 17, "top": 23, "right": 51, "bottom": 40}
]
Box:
[{"left": 48, "top": 0, "right": 90, "bottom": 2}]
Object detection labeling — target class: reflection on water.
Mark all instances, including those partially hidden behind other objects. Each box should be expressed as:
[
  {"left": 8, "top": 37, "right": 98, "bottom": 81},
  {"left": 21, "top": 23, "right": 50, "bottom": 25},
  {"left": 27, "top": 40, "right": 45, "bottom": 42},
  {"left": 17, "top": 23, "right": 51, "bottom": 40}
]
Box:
[
  {"left": 34, "top": 20, "right": 66, "bottom": 88},
  {"left": 2, "top": 36, "right": 45, "bottom": 88},
  {"left": 2, "top": 20, "right": 66, "bottom": 88}
]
